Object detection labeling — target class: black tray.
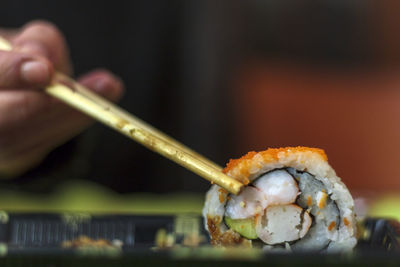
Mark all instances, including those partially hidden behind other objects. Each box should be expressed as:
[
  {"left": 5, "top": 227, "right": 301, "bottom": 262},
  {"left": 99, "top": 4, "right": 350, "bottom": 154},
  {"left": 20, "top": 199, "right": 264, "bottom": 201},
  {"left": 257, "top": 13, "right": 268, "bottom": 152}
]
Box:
[{"left": 0, "top": 211, "right": 398, "bottom": 266}]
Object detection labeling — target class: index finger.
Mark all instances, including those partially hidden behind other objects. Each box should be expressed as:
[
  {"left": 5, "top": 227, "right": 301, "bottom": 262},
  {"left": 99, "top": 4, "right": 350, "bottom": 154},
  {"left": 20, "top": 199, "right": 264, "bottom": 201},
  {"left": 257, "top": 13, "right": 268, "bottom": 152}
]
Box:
[{"left": 11, "top": 20, "right": 72, "bottom": 75}]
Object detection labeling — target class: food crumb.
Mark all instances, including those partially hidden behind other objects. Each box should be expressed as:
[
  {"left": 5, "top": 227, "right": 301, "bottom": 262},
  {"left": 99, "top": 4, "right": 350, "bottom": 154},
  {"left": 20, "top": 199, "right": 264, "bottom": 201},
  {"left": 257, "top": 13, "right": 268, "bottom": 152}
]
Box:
[
  {"left": 307, "top": 195, "right": 312, "bottom": 206},
  {"left": 328, "top": 221, "right": 336, "bottom": 231},
  {"left": 61, "top": 236, "right": 116, "bottom": 248},
  {"left": 218, "top": 188, "right": 228, "bottom": 203}
]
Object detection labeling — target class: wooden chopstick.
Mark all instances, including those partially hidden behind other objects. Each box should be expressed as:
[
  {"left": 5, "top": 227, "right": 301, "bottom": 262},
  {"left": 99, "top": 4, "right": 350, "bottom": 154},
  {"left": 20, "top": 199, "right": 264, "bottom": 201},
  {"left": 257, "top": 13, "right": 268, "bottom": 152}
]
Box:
[{"left": 0, "top": 36, "right": 244, "bottom": 195}]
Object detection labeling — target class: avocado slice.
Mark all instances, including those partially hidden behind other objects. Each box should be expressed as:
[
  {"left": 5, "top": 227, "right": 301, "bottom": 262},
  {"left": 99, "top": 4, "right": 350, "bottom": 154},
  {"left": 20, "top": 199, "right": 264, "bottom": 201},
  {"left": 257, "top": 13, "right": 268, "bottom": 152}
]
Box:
[{"left": 224, "top": 216, "right": 258, "bottom": 239}]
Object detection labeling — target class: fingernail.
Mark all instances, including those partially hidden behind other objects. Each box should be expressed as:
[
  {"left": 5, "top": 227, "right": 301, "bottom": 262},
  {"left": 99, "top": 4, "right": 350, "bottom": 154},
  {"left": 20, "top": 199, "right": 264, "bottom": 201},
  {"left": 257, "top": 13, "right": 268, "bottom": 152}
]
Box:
[{"left": 20, "top": 60, "right": 50, "bottom": 84}]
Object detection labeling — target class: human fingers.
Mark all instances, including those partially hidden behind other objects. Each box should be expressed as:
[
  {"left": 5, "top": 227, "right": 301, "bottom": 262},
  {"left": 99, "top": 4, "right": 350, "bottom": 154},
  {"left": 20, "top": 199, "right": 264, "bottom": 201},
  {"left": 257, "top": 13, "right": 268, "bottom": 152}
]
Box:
[
  {"left": 0, "top": 69, "right": 124, "bottom": 160},
  {"left": 0, "top": 50, "right": 53, "bottom": 89},
  {"left": 12, "top": 20, "right": 72, "bottom": 75},
  {"left": 77, "top": 69, "right": 125, "bottom": 102},
  {"left": 0, "top": 67, "right": 123, "bottom": 129}
]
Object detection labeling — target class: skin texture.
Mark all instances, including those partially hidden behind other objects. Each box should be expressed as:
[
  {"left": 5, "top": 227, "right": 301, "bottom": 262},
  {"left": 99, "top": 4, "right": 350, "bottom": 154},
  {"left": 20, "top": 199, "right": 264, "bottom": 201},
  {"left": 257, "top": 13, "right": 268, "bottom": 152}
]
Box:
[{"left": 0, "top": 20, "right": 124, "bottom": 176}]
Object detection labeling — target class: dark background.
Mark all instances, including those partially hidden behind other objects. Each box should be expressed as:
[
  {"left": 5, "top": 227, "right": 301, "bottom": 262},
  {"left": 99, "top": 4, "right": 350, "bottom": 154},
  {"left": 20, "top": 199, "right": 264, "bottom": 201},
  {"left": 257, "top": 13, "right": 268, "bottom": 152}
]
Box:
[
  {"left": 1, "top": 0, "right": 399, "bottom": 194},
  {"left": 0, "top": 1, "right": 242, "bottom": 193}
]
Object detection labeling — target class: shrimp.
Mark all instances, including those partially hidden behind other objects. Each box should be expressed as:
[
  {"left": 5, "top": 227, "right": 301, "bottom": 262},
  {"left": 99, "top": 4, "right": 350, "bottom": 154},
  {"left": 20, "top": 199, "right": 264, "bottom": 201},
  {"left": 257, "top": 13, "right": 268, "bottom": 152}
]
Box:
[
  {"left": 225, "top": 186, "right": 267, "bottom": 219},
  {"left": 225, "top": 169, "right": 299, "bottom": 219},
  {"left": 256, "top": 204, "right": 312, "bottom": 245},
  {"left": 253, "top": 169, "right": 299, "bottom": 205}
]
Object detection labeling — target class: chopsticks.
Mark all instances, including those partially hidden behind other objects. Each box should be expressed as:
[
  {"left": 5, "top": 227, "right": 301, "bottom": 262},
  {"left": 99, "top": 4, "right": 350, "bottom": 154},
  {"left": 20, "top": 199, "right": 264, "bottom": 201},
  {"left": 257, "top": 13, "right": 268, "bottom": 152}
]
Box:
[{"left": 0, "top": 36, "right": 244, "bottom": 195}]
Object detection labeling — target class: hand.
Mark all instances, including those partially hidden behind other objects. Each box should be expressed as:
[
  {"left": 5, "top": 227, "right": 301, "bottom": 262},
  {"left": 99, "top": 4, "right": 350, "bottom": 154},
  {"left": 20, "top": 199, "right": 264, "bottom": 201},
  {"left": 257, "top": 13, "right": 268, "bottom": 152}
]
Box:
[{"left": 0, "top": 20, "right": 124, "bottom": 176}]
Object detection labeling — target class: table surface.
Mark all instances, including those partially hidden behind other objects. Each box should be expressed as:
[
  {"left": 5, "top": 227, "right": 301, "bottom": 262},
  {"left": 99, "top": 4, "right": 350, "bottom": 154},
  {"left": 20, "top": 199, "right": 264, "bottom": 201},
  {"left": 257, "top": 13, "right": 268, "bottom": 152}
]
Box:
[
  {"left": 0, "top": 179, "right": 399, "bottom": 221},
  {"left": 0, "top": 180, "right": 204, "bottom": 214}
]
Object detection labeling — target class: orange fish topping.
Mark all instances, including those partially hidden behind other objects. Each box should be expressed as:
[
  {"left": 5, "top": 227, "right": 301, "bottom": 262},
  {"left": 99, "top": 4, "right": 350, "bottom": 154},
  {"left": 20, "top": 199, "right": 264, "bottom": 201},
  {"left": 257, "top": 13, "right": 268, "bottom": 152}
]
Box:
[
  {"left": 344, "top": 217, "right": 350, "bottom": 226},
  {"left": 218, "top": 188, "right": 228, "bottom": 203},
  {"left": 307, "top": 195, "right": 313, "bottom": 206},
  {"left": 328, "top": 221, "right": 337, "bottom": 231},
  {"left": 223, "top": 147, "right": 327, "bottom": 175}
]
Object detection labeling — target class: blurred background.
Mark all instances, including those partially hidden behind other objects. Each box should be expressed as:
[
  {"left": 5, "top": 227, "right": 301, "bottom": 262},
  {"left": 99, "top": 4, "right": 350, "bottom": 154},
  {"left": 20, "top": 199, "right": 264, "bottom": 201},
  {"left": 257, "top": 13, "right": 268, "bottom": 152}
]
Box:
[{"left": 0, "top": 0, "right": 400, "bottom": 215}]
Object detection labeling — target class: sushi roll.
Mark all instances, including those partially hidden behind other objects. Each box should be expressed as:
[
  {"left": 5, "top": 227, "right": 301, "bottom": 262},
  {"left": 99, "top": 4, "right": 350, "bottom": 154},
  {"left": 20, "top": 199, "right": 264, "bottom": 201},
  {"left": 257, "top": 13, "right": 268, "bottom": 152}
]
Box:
[{"left": 203, "top": 147, "right": 357, "bottom": 251}]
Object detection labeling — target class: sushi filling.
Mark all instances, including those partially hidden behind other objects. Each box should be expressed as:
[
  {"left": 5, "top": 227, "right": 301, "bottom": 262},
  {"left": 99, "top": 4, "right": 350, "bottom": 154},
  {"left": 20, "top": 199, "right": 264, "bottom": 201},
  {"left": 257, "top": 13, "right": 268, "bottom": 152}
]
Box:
[{"left": 223, "top": 168, "right": 339, "bottom": 248}]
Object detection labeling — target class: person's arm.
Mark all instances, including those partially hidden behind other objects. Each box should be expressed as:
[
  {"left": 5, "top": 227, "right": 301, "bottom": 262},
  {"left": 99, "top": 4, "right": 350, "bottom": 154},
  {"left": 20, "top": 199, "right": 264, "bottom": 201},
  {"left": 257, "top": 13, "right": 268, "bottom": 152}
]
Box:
[{"left": 0, "top": 20, "right": 124, "bottom": 176}]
